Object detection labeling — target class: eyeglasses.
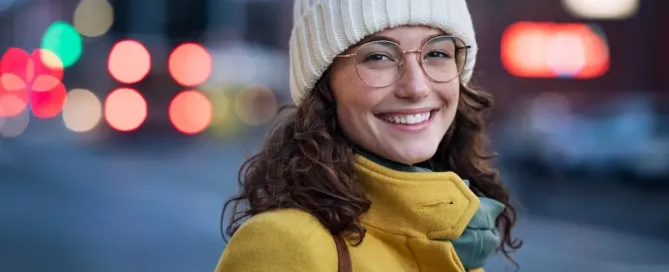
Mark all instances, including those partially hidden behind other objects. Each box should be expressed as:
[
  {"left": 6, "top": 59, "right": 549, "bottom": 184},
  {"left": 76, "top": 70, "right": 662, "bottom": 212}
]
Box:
[{"left": 335, "top": 35, "right": 470, "bottom": 88}]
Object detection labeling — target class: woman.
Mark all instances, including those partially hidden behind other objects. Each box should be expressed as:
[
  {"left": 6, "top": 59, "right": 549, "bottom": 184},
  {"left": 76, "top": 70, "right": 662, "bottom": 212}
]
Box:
[{"left": 216, "top": 0, "right": 521, "bottom": 271}]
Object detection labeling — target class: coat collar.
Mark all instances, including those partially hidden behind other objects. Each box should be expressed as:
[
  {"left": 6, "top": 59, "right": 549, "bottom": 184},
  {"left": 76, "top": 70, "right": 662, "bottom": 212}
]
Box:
[{"left": 354, "top": 154, "right": 480, "bottom": 239}]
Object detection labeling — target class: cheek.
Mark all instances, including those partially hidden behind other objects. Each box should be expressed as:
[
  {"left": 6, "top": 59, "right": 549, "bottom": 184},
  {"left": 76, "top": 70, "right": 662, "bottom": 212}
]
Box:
[
  {"left": 335, "top": 97, "right": 372, "bottom": 149},
  {"left": 330, "top": 64, "right": 362, "bottom": 103},
  {"left": 332, "top": 70, "right": 377, "bottom": 116},
  {"left": 434, "top": 81, "right": 460, "bottom": 105},
  {"left": 434, "top": 83, "right": 460, "bottom": 127},
  {"left": 335, "top": 92, "right": 372, "bottom": 131},
  {"left": 331, "top": 70, "right": 369, "bottom": 134},
  {"left": 448, "top": 81, "right": 461, "bottom": 97}
]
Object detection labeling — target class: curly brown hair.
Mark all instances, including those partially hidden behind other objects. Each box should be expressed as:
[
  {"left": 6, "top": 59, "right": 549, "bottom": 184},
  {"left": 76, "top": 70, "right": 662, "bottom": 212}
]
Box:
[{"left": 221, "top": 70, "right": 522, "bottom": 263}]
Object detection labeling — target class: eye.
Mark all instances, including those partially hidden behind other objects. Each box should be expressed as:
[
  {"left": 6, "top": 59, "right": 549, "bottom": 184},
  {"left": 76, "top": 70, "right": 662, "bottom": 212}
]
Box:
[
  {"left": 424, "top": 51, "right": 452, "bottom": 59},
  {"left": 364, "top": 53, "right": 394, "bottom": 62}
]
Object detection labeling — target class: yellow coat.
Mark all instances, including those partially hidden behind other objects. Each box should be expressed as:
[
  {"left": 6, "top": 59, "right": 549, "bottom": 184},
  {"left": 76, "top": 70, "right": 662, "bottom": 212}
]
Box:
[{"left": 215, "top": 155, "right": 484, "bottom": 272}]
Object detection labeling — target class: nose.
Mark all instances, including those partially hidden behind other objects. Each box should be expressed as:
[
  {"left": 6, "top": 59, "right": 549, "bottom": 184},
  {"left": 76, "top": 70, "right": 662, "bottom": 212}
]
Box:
[{"left": 394, "top": 56, "right": 430, "bottom": 100}]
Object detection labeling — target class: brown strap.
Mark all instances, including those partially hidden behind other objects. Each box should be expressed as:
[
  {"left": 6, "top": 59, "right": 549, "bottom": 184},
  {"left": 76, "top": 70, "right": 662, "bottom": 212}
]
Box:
[{"left": 333, "top": 234, "right": 352, "bottom": 272}]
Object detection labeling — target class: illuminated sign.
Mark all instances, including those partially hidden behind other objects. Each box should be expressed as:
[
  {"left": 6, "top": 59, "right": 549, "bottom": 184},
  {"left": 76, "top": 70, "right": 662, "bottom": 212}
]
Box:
[{"left": 501, "top": 21, "right": 610, "bottom": 79}]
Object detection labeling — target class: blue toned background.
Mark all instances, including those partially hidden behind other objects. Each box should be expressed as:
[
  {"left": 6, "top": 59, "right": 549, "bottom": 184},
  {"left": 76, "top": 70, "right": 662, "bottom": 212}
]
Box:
[{"left": 1, "top": 0, "right": 668, "bottom": 271}]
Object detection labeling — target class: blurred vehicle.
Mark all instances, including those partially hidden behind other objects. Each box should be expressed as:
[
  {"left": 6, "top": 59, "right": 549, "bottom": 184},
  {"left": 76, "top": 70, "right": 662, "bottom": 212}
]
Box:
[{"left": 497, "top": 93, "right": 669, "bottom": 184}]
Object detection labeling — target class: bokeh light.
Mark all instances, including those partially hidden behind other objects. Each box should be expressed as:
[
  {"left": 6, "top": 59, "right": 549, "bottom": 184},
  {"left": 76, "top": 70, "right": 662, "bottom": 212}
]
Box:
[
  {"left": 30, "top": 77, "right": 67, "bottom": 118},
  {"left": 208, "top": 91, "right": 230, "bottom": 126},
  {"left": 73, "top": 0, "right": 114, "bottom": 37},
  {"left": 562, "top": 0, "right": 639, "bottom": 20},
  {"left": 1, "top": 48, "right": 64, "bottom": 82},
  {"left": 0, "top": 48, "right": 66, "bottom": 118},
  {"left": 234, "top": 84, "right": 277, "bottom": 126},
  {"left": 37, "top": 48, "right": 64, "bottom": 71},
  {"left": 201, "top": 85, "right": 241, "bottom": 138},
  {"left": 62, "top": 88, "right": 102, "bottom": 132},
  {"left": 0, "top": 107, "right": 29, "bottom": 138},
  {"left": 108, "top": 40, "right": 151, "bottom": 84},
  {"left": 168, "top": 90, "right": 212, "bottom": 134},
  {"left": 501, "top": 22, "right": 609, "bottom": 79},
  {"left": 168, "top": 43, "right": 212, "bottom": 87},
  {"left": 0, "top": 90, "right": 27, "bottom": 118},
  {"left": 104, "top": 88, "right": 147, "bottom": 132},
  {"left": 41, "top": 21, "right": 83, "bottom": 68},
  {"left": 545, "top": 32, "right": 587, "bottom": 75},
  {"left": 0, "top": 68, "right": 29, "bottom": 117}
]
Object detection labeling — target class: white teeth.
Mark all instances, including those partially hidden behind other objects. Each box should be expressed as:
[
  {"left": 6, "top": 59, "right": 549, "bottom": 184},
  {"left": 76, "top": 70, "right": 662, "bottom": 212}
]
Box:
[{"left": 381, "top": 112, "right": 431, "bottom": 124}]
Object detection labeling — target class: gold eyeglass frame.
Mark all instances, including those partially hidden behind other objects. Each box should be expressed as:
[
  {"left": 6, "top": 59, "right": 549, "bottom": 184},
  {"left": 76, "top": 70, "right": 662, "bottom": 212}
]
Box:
[{"left": 334, "top": 35, "right": 471, "bottom": 87}]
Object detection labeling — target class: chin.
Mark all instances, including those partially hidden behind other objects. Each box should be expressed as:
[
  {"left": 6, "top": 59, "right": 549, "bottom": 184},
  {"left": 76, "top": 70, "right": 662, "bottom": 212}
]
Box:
[{"left": 389, "top": 147, "right": 438, "bottom": 165}]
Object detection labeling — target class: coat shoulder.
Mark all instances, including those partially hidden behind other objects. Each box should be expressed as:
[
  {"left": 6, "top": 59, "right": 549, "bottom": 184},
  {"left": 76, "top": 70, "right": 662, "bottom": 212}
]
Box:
[{"left": 215, "top": 208, "right": 337, "bottom": 272}]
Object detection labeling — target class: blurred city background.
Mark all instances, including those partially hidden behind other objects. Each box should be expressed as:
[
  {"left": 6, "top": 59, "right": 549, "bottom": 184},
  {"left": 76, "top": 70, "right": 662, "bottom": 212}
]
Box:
[{"left": 0, "top": 0, "right": 668, "bottom": 271}]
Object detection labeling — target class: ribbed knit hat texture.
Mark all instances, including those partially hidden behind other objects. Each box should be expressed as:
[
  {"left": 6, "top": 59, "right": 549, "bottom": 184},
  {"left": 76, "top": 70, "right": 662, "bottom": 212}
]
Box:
[{"left": 289, "top": 0, "right": 478, "bottom": 104}]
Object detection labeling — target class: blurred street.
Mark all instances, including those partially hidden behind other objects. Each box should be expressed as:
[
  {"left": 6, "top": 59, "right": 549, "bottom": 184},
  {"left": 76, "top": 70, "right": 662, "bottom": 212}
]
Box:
[
  {"left": 2, "top": 128, "right": 668, "bottom": 272},
  {"left": 2, "top": 0, "right": 669, "bottom": 271}
]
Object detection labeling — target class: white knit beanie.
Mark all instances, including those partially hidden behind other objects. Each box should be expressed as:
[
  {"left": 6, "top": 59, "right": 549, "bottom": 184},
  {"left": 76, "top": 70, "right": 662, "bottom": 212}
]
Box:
[{"left": 289, "top": 0, "right": 478, "bottom": 104}]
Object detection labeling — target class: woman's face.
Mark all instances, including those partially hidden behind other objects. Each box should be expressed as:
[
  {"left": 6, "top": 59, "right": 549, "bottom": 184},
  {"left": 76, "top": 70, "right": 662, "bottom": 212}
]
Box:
[{"left": 330, "top": 26, "right": 460, "bottom": 165}]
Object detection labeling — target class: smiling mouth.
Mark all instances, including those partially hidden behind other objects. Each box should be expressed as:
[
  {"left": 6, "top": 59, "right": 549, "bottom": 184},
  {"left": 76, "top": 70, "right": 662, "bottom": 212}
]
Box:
[{"left": 376, "top": 109, "right": 439, "bottom": 125}]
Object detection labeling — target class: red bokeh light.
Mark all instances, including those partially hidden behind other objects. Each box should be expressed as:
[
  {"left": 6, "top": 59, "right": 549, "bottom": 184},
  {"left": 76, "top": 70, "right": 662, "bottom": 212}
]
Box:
[
  {"left": 168, "top": 43, "right": 212, "bottom": 87},
  {"left": 501, "top": 21, "right": 609, "bottom": 79},
  {"left": 168, "top": 90, "right": 212, "bottom": 134},
  {"left": 108, "top": 40, "right": 151, "bottom": 84},
  {"left": 104, "top": 88, "right": 147, "bottom": 132},
  {"left": 0, "top": 48, "right": 66, "bottom": 118}
]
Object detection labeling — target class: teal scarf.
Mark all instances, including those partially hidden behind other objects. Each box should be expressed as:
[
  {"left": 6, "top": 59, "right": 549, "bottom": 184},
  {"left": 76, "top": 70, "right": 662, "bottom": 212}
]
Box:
[{"left": 358, "top": 149, "right": 503, "bottom": 269}]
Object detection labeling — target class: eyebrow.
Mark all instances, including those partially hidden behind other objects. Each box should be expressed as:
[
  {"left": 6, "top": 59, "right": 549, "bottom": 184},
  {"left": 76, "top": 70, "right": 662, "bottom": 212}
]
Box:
[{"left": 358, "top": 33, "right": 449, "bottom": 46}]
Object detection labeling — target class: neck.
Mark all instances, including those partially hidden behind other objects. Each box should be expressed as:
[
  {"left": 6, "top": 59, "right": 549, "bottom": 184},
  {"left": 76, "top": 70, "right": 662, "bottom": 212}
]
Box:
[{"left": 355, "top": 148, "right": 432, "bottom": 173}]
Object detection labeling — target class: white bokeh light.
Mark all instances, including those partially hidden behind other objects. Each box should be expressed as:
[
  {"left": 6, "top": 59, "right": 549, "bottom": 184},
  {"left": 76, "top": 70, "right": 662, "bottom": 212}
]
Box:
[
  {"left": 62, "top": 88, "right": 102, "bottom": 132},
  {"left": 562, "top": 0, "right": 639, "bottom": 20}
]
